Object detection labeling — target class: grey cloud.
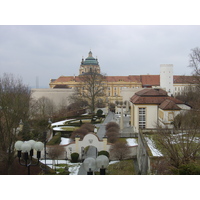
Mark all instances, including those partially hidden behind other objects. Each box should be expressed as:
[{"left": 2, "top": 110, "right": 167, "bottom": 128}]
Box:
[{"left": 0, "top": 25, "right": 199, "bottom": 88}]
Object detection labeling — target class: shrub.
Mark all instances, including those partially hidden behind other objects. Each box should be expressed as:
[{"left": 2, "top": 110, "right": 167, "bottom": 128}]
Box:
[
  {"left": 47, "top": 132, "right": 61, "bottom": 145},
  {"left": 177, "top": 162, "right": 200, "bottom": 175},
  {"left": 105, "top": 122, "right": 120, "bottom": 131},
  {"left": 71, "top": 152, "right": 79, "bottom": 163},
  {"left": 97, "top": 109, "right": 103, "bottom": 116},
  {"left": 70, "top": 128, "right": 88, "bottom": 140},
  {"left": 106, "top": 131, "right": 119, "bottom": 143},
  {"left": 110, "top": 141, "right": 131, "bottom": 160},
  {"left": 106, "top": 127, "right": 119, "bottom": 133},
  {"left": 80, "top": 123, "right": 94, "bottom": 132},
  {"left": 98, "top": 150, "right": 110, "bottom": 158}
]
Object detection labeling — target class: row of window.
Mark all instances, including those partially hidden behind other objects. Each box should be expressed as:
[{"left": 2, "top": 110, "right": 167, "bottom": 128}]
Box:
[
  {"left": 107, "top": 86, "right": 139, "bottom": 90},
  {"left": 174, "top": 85, "right": 196, "bottom": 91},
  {"left": 139, "top": 108, "right": 146, "bottom": 129}
]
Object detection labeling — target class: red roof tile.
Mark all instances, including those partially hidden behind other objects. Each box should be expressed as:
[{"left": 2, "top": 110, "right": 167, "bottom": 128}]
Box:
[
  {"left": 140, "top": 75, "right": 160, "bottom": 86},
  {"left": 53, "top": 75, "right": 197, "bottom": 86},
  {"left": 105, "top": 76, "right": 141, "bottom": 83},
  {"left": 135, "top": 88, "right": 167, "bottom": 96},
  {"left": 173, "top": 75, "right": 198, "bottom": 84},
  {"left": 130, "top": 89, "right": 184, "bottom": 105},
  {"left": 159, "top": 99, "right": 181, "bottom": 110}
]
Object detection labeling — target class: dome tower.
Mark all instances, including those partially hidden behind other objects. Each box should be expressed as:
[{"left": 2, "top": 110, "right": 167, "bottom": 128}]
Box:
[{"left": 79, "top": 51, "right": 100, "bottom": 75}]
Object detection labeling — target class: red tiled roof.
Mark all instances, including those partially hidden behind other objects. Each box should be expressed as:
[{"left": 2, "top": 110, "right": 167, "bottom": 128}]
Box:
[
  {"left": 105, "top": 75, "right": 141, "bottom": 83},
  {"left": 135, "top": 88, "right": 167, "bottom": 96},
  {"left": 52, "top": 75, "right": 197, "bottom": 86},
  {"left": 173, "top": 75, "right": 198, "bottom": 84},
  {"left": 159, "top": 99, "right": 181, "bottom": 110},
  {"left": 140, "top": 75, "right": 160, "bottom": 86},
  {"left": 130, "top": 89, "right": 184, "bottom": 105},
  {"left": 54, "top": 76, "right": 81, "bottom": 82}
]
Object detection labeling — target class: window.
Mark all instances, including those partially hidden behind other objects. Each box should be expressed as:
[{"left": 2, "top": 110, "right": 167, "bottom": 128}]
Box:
[{"left": 139, "top": 108, "right": 146, "bottom": 129}]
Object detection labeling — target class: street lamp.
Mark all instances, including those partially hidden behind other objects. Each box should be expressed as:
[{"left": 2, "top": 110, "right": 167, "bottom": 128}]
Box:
[
  {"left": 14, "top": 140, "right": 44, "bottom": 175},
  {"left": 83, "top": 155, "right": 109, "bottom": 175},
  {"left": 83, "top": 157, "right": 96, "bottom": 175},
  {"left": 96, "top": 155, "right": 109, "bottom": 175}
]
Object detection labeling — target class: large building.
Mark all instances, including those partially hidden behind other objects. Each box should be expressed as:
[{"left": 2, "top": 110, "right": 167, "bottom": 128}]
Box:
[
  {"left": 130, "top": 88, "right": 191, "bottom": 132},
  {"left": 49, "top": 51, "right": 198, "bottom": 103}
]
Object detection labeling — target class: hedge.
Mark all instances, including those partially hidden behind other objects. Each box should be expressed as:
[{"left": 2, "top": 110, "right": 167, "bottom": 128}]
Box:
[
  {"left": 71, "top": 152, "right": 79, "bottom": 163},
  {"left": 47, "top": 132, "right": 61, "bottom": 145},
  {"left": 98, "top": 150, "right": 110, "bottom": 158}
]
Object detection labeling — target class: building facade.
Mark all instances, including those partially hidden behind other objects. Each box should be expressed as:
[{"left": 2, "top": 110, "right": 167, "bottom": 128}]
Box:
[
  {"left": 49, "top": 51, "right": 197, "bottom": 103},
  {"left": 130, "top": 88, "right": 191, "bottom": 132}
]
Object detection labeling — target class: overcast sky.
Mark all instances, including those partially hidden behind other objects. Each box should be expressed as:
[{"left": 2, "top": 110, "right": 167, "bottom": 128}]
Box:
[{"left": 0, "top": 25, "right": 199, "bottom": 88}]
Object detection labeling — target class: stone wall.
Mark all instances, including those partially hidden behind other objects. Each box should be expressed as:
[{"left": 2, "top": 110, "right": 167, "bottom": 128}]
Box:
[
  {"left": 137, "top": 130, "right": 151, "bottom": 174},
  {"left": 31, "top": 88, "right": 75, "bottom": 110}
]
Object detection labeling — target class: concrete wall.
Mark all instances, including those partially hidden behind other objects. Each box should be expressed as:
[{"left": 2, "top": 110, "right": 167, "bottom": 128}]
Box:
[
  {"left": 121, "top": 88, "right": 143, "bottom": 102},
  {"left": 137, "top": 130, "right": 151, "bottom": 174},
  {"left": 133, "top": 104, "right": 158, "bottom": 132},
  {"left": 31, "top": 88, "right": 75, "bottom": 109},
  {"left": 61, "top": 133, "right": 111, "bottom": 160},
  {"left": 160, "top": 64, "right": 173, "bottom": 96}
]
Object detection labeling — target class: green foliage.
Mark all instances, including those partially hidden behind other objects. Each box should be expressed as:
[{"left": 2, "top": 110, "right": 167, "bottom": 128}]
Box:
[
  {"left": 71, "top": 152, "right": 79, "bottom": 163},
  {"left": 55, "top": 164, "right": 70, "bottom": 175},
  {"left": 175, "top": 162, "right": 200, "bottom": 175},
  {"left": 47, "top": 132, "right": 61, "bottom": 145},
  {"left": 96, "top": 109, "right": 103, "bottom": 116},
  {"left": 107, "top": 160, "right": 135, "bottom": 175},
  {"left": 98, "top": 150, "right": 110, "bottom": 158}
]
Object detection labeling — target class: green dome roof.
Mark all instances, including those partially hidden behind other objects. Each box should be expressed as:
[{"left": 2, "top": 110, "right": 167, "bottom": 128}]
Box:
[{"left": 81, "top": 51, "right": 99, "bottom": 65}]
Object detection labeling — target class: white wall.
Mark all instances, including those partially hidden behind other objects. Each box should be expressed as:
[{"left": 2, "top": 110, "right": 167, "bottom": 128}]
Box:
[
  {"left": 133, "top": 104, "right": 158, "bottom": 132},
  {"left": 160, "top": 64, "right": 173, "bottom": 96},
  {"left": 31, "top": 88, "right": 75, "bottom": 109}
]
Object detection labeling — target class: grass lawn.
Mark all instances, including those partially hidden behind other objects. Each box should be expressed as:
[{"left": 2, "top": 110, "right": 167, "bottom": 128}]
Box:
[{"left": 107, "top": 160, "right": 136, "bottom": 175}]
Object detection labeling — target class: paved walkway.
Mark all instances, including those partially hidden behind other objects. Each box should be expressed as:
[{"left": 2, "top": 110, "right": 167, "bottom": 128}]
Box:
[
  {"left": 77, "top": 146, "right": 98, "bottom": 175},
  {"left": 78, "top": 112, "right": 115, "bottom": 175},
  {"left": 96, "top": 111, "right": 115, "bottom": 139}
]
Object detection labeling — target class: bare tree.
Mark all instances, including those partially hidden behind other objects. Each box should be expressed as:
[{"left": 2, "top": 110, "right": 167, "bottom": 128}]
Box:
[
  {"left": 70, "top": 128, "right": 88, "bottom": 140},
  {"left": 71, "top": 71, "right": 107, "bottom": 113},
  {"left": 0, "top": 74, "right": 31, "bottom": 174},
  {"left": 105, "top": 122, "right": 120, "bottom": 143},
  {"left": 110, "top": 141, "right": 131, "bottom": 160},
  {"left": 105, "top": 122, "right": 120, "bottom": 131},
  {"left": 155, "top": 111, "right": 200, "bottom": 169},
  {"left": 31, "top": 96, "right": 56, "bottom": 119},
  {"left": 80, "top": 123, "right": 94, "bottom": 133},
  {"left": 189, "top": 47, "right": 200, "bottom": 78},
  {"left": 48, "top": 145, "right": 65, "bottom": 168}
]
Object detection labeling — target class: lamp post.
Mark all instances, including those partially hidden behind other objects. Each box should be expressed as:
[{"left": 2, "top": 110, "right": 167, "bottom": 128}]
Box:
[
  {"left": 83, "top": 155, "right": 109, "bottom": 175},
  {"left": 14, "top": 140, "right": 44, "bottom": 175},
  {"left": 83, "top": 157, "right": 96, "bottom": 175},
  {"left": 96, "top": 155, "right": 109, "bottom": 175}
]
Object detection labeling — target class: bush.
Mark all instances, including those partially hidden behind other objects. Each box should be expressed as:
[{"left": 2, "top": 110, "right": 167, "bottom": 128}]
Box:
[
  {"left": 106, "top": 131, "right": 119, "bottom": 143},
  {"left": 80, "top": 123, "right": 94, "bottom": 132},
  {"left": 71, "top": 152, "right": 79, "bottom": 163},
  {"left": 70, "top": 128, "right": 88, "bottom": 140},
  {"left": 177, "top": 162, "right": 200, "bottom": 175},
  {"left": 97, "top": 109, "right": 103, "bottom": 116},
  {"left": 105, "top": 123, "right": 120, "bottom": 143},
  {"left": 105, "top": 122, "right": 120, "bottom": 131},
  {"left": 47, "top": 132, "right": 61, "bottom": 145},
  {"left": 98, "top": 150, "right": 110, "bottom": 158},
  {"left": 110, "top": 141, "right": 131, "bottom": 160}
]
